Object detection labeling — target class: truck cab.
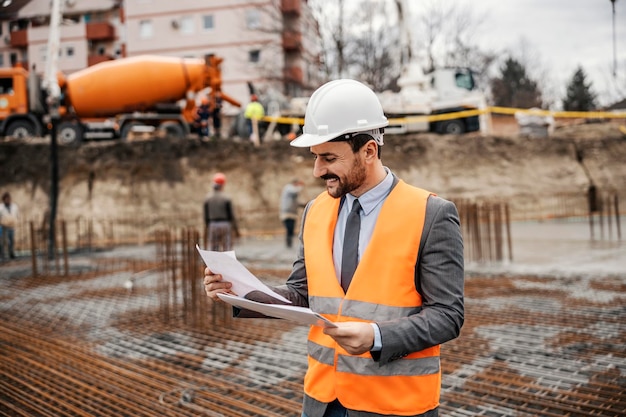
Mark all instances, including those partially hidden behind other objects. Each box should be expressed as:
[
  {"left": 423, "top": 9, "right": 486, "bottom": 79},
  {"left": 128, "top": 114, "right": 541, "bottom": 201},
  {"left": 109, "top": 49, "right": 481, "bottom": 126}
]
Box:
[
  {"left": 0, "top": 66, "right": 46, "bottom": 139},
  {"left": 427, "top": 67, "right": 484, "bottom": 134},
  {"left": 430, "top": 67, "right": 476, "bottom": 98},
  {"left": 377, "top": 62, "right": 485, "bottom": 135}
]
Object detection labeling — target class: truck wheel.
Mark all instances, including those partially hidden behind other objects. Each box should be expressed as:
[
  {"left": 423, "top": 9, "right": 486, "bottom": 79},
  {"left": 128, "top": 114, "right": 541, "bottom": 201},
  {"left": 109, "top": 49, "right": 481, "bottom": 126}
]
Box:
[
  {"left": 159, "top": 122, "right": 185, "bottom": 139},
  {"left": 120, "top": 122, "right": 139, "bottom": 142},
  {"left": 439, "top": 120, "right": 465, "bottom": 135},
  {"left": 6, "top": 119, "right": 36, "bottom": 139},
  {"left": 57, "top": 122, "right": 83, "bottom": 146}
]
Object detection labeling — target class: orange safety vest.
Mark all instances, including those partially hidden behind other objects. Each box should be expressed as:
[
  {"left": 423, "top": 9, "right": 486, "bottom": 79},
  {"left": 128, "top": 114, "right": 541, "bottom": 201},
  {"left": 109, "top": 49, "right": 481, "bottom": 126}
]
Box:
[{"left": 303, "top": 180, "right": 441, "bottom": 416}]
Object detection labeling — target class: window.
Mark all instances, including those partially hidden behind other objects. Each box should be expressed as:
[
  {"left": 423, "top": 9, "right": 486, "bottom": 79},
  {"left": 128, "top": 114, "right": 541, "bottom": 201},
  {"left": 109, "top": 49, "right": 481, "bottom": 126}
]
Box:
[
  {"left": 66, "top": 46, "right": 74, "bottom": 57},
  {"left": 249, "top": 49, "right": 260, "bottom": 63},
  {"left": 0, "top": 78, "right": 14, "bottom": 95},
  {"left": 246, "top": 9, "right": 260, "bottom": 29},
  {"left": 139, "top": 19, "right": 153, "bottom": 38},
  {"left": 180, "top": 16, "right": 194, "bottom": 34},
  {"left": 202, "top": 15, "right": 214, "bottom": 30},
  {"left": 455, "top": 70, "right": 475, "bottom": 91},
  {"left": 0, "top": 53, "right": 4, "bottom": 67},
  {"left": 64, "top": 15, "right": 80, "bottom": 24}
]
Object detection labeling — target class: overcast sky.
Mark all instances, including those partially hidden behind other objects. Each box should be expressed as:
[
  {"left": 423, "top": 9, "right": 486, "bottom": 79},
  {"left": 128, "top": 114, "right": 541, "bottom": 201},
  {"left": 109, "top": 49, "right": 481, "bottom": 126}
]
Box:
[{"left": 448, "top": 0, "right": 625, "bottom": 106}]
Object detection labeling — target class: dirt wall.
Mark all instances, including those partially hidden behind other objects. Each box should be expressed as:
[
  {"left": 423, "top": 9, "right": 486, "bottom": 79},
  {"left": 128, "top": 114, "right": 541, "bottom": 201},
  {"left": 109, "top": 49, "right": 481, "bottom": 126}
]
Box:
[{"left": 1, "top": 123, "right": 625, "bottom": 232}]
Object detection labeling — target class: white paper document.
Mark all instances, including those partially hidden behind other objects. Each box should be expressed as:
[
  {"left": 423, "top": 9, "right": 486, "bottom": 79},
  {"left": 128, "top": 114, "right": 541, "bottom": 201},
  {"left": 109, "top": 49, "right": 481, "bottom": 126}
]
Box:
[
  {"left": 216, "top": 293, "right": 337, "bottom": 328},
  {"left": 196, "top": 245, "right": 290, "bottom": 303}
]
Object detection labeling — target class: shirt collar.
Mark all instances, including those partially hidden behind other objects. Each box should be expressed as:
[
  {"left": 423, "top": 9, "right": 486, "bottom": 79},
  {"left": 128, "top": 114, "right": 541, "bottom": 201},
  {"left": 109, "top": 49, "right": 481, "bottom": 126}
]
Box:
[{"left": 345, "top": 167, "right": 393, "bottom": 215}]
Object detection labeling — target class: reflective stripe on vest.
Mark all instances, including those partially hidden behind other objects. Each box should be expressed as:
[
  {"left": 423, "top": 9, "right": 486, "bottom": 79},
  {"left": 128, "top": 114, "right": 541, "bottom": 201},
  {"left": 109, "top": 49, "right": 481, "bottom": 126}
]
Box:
[
  {"left": 308, "top": 339, "right": 440, "bottom": 376},
  {"left": 303, "top": 180, "right": 441, "bottom": 415},
  {"left": 310, "top": 296, "right": 423, "bottom": 321}
]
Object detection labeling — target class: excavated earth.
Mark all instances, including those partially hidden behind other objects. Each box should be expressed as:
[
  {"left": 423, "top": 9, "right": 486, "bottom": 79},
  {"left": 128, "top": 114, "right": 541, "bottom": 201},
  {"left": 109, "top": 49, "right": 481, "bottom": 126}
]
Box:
[
  {"left": 0, "top": 121, "right": 625, "bottom": 416},
  {"left": 0, "top": 121, "right": 625, "bottom": 226}
]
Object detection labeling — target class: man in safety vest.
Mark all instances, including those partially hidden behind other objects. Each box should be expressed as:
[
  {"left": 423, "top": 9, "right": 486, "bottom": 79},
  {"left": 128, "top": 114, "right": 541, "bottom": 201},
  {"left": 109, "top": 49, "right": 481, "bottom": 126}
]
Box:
[
  {"left": 204, "top": 79, "right": 464, "bottom": 417},
  {"left": 244, "top": 94, "right": 265, "bottom": 145}
]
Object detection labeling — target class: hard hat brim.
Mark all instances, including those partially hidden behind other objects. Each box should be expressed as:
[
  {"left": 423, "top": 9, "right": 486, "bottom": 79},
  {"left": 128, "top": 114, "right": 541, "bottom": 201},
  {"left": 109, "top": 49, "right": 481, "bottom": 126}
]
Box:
[
  {"left": 290, "top": 121, "right": 389, "bottom": 148},
  {"left": 290, "top": 132, "right": 341, "bottom": 147}
]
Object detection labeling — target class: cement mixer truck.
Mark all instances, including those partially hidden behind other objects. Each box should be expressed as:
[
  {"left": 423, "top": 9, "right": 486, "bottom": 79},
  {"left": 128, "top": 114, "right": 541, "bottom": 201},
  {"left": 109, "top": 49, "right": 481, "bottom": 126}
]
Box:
[{"left": 0, "top": 54, "right": 240, "bottom": 145}]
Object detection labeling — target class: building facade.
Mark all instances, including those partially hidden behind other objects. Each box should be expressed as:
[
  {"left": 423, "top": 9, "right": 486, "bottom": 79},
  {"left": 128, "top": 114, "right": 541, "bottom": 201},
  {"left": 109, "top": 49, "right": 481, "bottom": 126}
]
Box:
[{"left": 0, "top": 0, "right": 322, "bottom": 116}]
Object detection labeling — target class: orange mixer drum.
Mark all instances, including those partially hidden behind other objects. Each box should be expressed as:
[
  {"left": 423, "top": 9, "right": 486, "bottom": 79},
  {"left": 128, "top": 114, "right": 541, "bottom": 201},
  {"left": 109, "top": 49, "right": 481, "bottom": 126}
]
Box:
[{"left": 64, "top": 55, "right": 207, "bottom": 118}]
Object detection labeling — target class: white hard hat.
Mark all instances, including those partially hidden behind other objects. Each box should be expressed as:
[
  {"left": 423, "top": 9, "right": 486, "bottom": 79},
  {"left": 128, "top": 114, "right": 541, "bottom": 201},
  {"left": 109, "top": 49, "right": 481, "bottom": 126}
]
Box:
[{"left": 290, "top": 79, "right": 388, "bottom": 147}]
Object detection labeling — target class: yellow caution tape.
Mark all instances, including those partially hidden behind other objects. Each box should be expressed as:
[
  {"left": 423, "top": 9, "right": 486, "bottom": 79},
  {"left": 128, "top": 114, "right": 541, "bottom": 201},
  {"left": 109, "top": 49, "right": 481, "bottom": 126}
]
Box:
[
  {"left": 261, "top": 107, "right": 626, "bottom": 126},
  {"left": 489, "top": 106, "right": 626, "bottom": 119},
  {"left": 260, "top": 115, "right": 305, "bottom": 124},
  {"left": 391, "top": 109, "right": 486, "bottom": 124}
]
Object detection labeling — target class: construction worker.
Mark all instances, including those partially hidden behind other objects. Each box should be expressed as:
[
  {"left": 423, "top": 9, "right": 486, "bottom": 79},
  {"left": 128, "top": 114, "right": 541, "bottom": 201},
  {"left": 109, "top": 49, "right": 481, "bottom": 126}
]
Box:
[
  {"left": 195, "top": 96, "right": 211, "bottom": 139},
  {"left": 204, "top": 79, "right": 464, "bottom": 417},
  {"left": 244, "top": 94, "right": 265, "bottom": 145},
  {"left": 211, "top": 91, "right": 223, "bottom": 139},
  {"left": 279, "top": 177, "right": 305, "bottom": 248},
  {"left": 0, "top": 192, "right": 19, "bottom": 260},
  {"left": 203, "top": 173, "right": 239, "bottom": 251}
]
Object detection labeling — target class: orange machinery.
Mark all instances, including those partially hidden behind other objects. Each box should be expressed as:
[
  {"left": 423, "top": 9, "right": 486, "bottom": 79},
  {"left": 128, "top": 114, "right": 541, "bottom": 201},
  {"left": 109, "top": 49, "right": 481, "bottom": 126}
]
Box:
[{"left": 0, "top": 54, "right": 240, "bottom": 144}]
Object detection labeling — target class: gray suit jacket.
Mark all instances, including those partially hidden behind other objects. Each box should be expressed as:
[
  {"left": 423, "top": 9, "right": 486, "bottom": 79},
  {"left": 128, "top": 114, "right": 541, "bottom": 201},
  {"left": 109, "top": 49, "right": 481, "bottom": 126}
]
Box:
[{"left": 245, "top": 175, "right": 464, "bottom": 417}]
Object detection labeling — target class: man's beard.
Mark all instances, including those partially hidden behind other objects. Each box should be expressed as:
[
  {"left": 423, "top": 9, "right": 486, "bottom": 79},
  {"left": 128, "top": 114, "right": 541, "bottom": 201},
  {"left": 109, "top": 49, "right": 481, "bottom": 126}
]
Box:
[{"left": 323, "top": 156, "right": 367, "bottom": 199}]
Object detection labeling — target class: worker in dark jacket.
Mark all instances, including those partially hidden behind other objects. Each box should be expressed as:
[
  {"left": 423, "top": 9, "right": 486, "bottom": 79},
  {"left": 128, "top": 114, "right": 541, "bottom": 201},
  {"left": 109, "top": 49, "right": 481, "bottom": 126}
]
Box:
[
  {"left": 211, "top": 91, "right": 223, "bottom": 139},
  {"left": 195, "top": 96, "right": 211, "bottom": 139},
  {"left": 203, "top": 173, "right": 239, "bottom": 250}
]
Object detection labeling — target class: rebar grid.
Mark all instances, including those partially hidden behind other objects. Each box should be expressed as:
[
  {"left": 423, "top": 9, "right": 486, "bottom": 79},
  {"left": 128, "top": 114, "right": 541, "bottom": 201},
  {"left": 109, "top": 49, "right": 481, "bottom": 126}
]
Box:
[{"left": 2, "top": 255, "right": 624, "bottom": 416}]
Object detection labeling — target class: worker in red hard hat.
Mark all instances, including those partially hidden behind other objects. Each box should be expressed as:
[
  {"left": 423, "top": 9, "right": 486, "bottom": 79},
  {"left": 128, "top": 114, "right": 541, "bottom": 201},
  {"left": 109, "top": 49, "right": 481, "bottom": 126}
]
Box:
[
  {"left": 203, "top": 172, "right": 239, "bottom": 250},
  {"left": 213, "top": 172, "right": 226, "bottom": 185}
]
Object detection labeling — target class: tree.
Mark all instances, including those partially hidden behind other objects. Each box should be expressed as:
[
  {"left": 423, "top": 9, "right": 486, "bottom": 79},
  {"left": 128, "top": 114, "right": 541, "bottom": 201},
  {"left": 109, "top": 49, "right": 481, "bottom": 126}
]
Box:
[
  {"left": 562, "top": 66, "right": 598, "bottom": 111},
  {"left": 498, "top": 37, "right": 557, "bottom": 108},
  {"left": 344, "top": 0, "right": 400, "bottom": 91},
  {"left": 413, "top": 0, "right": 451, "bottom": 73},
  {"left": 309, "top": 0, "right": 494, "bottom": 92},
  {"left": 411, "top": 0, "right": 495, "bottom": 85},
  {"left": 309, "top": 0, "right": 348, "bottom": 80},
  {"left": 490, "top": 57, "right": 543, "bottom": 108}
]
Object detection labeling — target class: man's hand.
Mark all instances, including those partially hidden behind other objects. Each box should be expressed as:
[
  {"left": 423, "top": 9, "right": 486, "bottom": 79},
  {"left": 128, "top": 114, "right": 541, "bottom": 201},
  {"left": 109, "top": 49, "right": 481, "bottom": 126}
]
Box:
[
  {"left": 203, "top": 267, "right": 234, "bottom": 301},
  {"left": 323, "top": 322, "right": 374, "bottom": 355}
]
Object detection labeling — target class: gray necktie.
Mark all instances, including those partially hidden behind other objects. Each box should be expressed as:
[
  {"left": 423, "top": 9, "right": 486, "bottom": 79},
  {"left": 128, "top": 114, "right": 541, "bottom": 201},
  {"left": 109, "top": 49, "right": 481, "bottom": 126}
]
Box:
[{"left": 341, "top": 199, "right": 361, "bottom": 292}]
